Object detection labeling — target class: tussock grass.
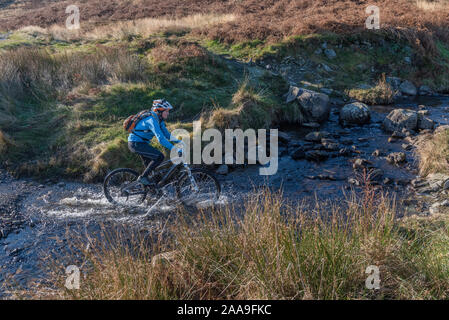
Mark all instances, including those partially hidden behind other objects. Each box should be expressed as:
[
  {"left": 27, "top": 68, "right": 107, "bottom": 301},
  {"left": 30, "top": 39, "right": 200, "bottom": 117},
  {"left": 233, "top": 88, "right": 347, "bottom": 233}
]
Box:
[
  {"left": 347, "top": 75, "right": 395, "bottom": 105},
  {"left": 86, "top": 13, "right": 237, "bottom": 40},
  {"left": 205, "top": 79, "right": 273, "bottom": 131},
  {"left": 416, "top": 0, "right": 449, "bottom": 11},
  {"left": 416, "top": 127, "right": 449, "bottom": 176},
  {"left": 37, "top": 187, "right": 449, "bottom": 300}
]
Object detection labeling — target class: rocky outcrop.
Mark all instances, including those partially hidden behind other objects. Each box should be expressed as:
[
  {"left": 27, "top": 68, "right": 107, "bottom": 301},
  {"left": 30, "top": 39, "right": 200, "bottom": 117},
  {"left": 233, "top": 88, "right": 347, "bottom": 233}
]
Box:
[
  {"left": 285, "top": 86, "right": 331, "bottom": 123},
  {"left": 339, "top": 102, "right": 370, "bottom": 126}
]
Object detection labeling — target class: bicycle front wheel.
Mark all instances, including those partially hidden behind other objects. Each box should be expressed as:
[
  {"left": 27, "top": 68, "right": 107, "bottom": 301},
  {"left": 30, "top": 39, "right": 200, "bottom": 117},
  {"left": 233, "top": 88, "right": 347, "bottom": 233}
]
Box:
[
  {"left": 176, "top": 168, "right": 221, "bottom": 206},
  {"left": 103, "top": 168, "right": 146, "bottom": 205}
]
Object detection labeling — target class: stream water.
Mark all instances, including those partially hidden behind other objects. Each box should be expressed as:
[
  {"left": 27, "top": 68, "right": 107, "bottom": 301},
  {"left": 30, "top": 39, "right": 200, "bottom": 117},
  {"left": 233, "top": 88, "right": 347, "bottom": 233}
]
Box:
[{"left": 1, "top": 95, "right": 449, "bottom": 297}]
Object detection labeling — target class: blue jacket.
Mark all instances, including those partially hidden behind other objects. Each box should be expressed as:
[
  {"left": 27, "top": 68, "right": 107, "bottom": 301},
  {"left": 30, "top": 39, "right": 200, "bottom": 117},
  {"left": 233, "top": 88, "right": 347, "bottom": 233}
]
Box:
[{"left": 128, "top": 111, "right": 179, "bottom": 150}]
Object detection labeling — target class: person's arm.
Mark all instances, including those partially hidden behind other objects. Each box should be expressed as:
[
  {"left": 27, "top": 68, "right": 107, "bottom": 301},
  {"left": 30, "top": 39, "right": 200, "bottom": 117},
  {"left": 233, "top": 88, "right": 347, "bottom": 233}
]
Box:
[
  {"left": 148, "top": 117, "right": 175, "bottom": 150},
  {"left": 160, "top": 121, "right": 181, "bottom": 144}
]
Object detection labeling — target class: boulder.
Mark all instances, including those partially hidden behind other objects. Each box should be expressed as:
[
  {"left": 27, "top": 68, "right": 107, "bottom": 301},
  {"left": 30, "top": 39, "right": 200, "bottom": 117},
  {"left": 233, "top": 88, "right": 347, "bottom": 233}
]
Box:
[
  {"left": 386, "top": 77, "right": 402, "bottom": 91},
  {"left": 417, "top": 114, "right": 435, "bottom": 130},
  {"left": 418, "top": 85, "right": 433, "bottom": 96},
  {"left": 285, "top": 87, "right": 331, "bottom": 123},
  {"left": 383, "top": 109, "right": 418, "bottom": 133},
  {"left": 399, "top": 80, "right": 417, "bottom": 96},
  {"left": 295, "top": 88, "right": 331, "bottom": 123},
  {"left": 339, "top": 102, "right": 371, "bottom": 126}
]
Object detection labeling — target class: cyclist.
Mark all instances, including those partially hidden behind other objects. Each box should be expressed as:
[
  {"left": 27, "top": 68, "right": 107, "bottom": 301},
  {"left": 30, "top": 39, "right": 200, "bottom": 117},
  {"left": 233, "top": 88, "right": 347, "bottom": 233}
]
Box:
[{"left": 128, "top": 99, "right": 182, "bottom": 186}]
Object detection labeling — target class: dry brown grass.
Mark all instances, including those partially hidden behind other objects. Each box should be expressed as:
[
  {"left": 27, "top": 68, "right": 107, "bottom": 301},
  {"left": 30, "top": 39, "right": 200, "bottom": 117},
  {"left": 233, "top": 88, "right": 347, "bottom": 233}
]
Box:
[
  {"left": 29, "top": 187, "right": 449, "bottom": 300},
  {"left": 2, "top": 1, "right": 449, "bottom": 55},
  {"left": 416, "top": 126, "right": 449, "bottom": 176}
]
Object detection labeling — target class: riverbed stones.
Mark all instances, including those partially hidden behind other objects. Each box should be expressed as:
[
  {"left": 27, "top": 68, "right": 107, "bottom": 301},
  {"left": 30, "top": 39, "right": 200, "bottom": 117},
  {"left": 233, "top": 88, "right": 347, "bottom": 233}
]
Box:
[
  {"left": 399, "top": 80, "right": 417, "bottom": 96},
  {"left": 386, "top": 77, "right": 402, "bottom": 91},
  {"left": 305, "top": 150, "right": 329, "bottom": 162},
  {"left": 386, "top": 152, "right": 406, "bottom": 165},
  {"left": 352, "top": 158, "right": 373, "bottom": 170},
  {"left": 290, "top": 147, "right": 306, "bottom": 160},
  {"left": 339, "top": 102, "right": 371, "bottom": 126},
  {"left": 304, "top": 131, "right": 329, "bottom": 142},
  {"left": 383, "top": 109, "right": 418, "bottom": 132}
]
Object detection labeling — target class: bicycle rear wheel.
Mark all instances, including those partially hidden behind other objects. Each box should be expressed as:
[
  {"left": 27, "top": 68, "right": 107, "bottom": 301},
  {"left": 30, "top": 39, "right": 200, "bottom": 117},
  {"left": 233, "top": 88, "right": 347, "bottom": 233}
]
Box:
[
  {"left": 103, "top": 168, "right": 147, "bottom": 205},
  {"left": 175, "top": 168, "right": 221, "bottom": 206}
]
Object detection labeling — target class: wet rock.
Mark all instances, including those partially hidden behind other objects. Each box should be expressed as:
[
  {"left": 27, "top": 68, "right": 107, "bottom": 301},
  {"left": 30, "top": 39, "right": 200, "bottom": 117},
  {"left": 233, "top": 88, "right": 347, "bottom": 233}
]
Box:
[
  {"left": 348, "top": 178, "right": 360, "bottom": 186},
  {"left": 304, "top": 131, "right": 329, "bottom": 142},
  {"left": 399, "top": 80, "right": 417, "bottom": 96},
  {"left": 402, "top": 143, "right": 412, "bottom": 151},
  {"left": 306, "top": 174, "right": 337, "bottom": 181},
  {"left": 418, "top": 85, "right": 433, "bottom": 96},
  {"left": 339, "top": 102, "right": 371, "bottom": 126},
  {"left": 417, "top": 113, "right": 435, "bottom": 130},
  {"left": 383, "top": 109, "right": 418, "bottom": 133},
  {"left": 352, "top": 158, "right": 373, "bottom": 170},
  {"left": 305, "top": 150, "right": 329, "bottom": 162},
  {"left": 290, "top": 147, "right": 306, "bottom": 160},
  {"left": 386, "top": 152, "right": 406, "bottom": 165},
  {"left": 216, "top": 164, "right": 229, "bottom": 175},
  {"left": 391, "top": 131, "right": 406, "bottom": 139},
  {"left": 321, "top": 139, "right": 339, "bottom": 151},
  {"left": 57, "top": 182, "right": 66, "bottom": 188},
  {"left": 339, "top": 148, "right": 352, "bottom": 156},
  {"left": 417, "top": 109, "right": 429, "bottom": 116},
  {"left": 372, "top": 149, "right": 385, "bottom": 157}
]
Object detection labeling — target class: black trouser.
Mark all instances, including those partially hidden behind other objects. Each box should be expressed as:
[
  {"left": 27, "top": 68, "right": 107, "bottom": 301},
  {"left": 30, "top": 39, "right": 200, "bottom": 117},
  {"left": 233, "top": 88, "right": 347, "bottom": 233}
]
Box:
[{"left": 128, "top": 142, "right": 164, "bottom": 178}]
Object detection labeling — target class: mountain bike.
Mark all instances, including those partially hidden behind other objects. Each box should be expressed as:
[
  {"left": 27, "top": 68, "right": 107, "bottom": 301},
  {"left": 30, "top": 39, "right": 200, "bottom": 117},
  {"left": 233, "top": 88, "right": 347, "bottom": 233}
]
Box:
[{"left": 103, "top": 152, "right": 221, "bottom": 208}]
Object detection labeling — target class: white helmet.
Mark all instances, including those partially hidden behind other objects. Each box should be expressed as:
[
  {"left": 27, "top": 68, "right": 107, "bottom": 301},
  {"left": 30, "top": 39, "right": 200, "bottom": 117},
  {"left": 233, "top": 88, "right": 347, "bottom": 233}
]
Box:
[{"left": 152, "top": 99, "right": 173, "bottom": 113}]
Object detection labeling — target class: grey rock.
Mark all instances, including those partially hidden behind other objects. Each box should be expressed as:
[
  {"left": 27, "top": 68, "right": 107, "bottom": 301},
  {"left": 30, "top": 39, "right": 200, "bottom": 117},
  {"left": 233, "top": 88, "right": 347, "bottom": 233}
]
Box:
[
  {"left": 418, "top": 85, "right": 433, "bottom": 96},
  {"left": 417, "top": 114, "right": 435, "bottom": 130},
  {"left": 296, "top": 88, "right": 331, "bottom": 123},
  {"left": 324, "top": 48, "right": 337, "bottom": 59},
  {"left": 304, "top": 131, "right": 329, "bottom": 142},
  {"left": 399, "top": 80, "right": 417, "bottom": 96},
  {"left": 386, "top": 152, "right": 407, "bottom": 165},
  {"left": 386, "top": 77, "right": 402, "bottom": 90},
  {"left": 383, "top": 109, "right": 418, "bottom": 132},
  {"left": 339, "top": 102, "right": 371, "bottom": 126}
]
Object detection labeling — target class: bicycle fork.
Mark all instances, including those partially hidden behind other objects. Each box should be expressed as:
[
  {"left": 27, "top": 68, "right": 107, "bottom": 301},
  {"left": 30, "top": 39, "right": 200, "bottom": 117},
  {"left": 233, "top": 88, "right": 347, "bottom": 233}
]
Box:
[{"left": 184, "top": 163, "right": 199, "bottom": 192}]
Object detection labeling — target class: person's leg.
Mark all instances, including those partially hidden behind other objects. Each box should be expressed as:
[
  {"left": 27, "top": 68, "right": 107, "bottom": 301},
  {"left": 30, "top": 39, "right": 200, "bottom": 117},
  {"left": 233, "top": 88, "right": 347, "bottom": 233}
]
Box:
[{"left": 129, "top": 142, "right": 164, "bottom": 181}]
